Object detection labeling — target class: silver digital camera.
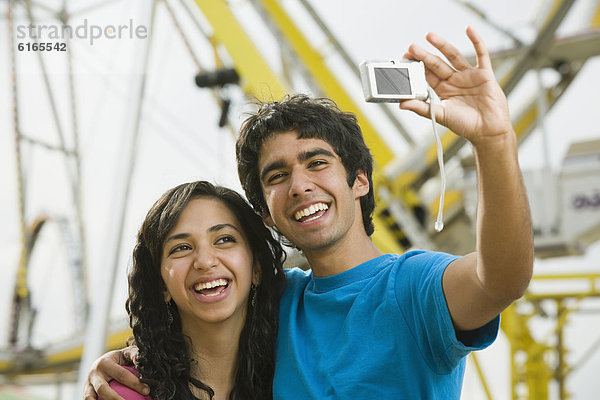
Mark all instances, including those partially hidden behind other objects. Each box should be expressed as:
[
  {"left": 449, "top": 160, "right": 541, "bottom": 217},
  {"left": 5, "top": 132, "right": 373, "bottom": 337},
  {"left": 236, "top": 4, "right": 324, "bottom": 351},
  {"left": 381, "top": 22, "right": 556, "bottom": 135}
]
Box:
[{"left": 359, "top": 60, "right": 429, "bottom": 102}]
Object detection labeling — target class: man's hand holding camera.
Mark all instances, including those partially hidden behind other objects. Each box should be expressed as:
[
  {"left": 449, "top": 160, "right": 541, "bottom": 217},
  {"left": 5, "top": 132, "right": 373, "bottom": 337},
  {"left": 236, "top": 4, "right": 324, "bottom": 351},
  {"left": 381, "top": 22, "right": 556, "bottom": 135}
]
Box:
[{"left": 399, "top": 26, "right": 513, "bottom": 146}]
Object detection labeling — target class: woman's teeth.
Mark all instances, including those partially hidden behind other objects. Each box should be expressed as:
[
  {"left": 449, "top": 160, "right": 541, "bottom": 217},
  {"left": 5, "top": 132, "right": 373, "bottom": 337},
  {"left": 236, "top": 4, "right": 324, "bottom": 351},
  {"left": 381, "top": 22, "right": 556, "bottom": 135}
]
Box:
[{"left": 194, "top": 279, "right": 228, "bottom": 296}]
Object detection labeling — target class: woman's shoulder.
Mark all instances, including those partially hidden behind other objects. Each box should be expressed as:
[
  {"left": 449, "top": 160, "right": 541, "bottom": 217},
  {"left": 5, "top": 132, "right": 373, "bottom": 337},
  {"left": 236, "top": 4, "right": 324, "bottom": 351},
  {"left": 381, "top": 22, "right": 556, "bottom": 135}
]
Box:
[{"left": 99, "top": 366, "right": 151, "bottom": 400}]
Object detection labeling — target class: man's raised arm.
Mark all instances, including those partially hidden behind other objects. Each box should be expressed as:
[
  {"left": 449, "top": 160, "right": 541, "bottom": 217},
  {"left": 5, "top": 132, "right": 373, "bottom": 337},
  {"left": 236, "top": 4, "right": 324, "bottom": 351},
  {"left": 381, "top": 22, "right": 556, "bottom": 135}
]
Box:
[{"left": 400, "top": 26, "right": 534, "bottom": 331}]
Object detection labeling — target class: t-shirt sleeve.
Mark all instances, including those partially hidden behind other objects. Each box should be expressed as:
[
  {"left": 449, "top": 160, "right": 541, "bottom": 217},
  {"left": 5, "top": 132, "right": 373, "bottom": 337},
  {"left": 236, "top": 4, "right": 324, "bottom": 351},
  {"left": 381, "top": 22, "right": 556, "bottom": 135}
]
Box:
[
  {"left": 394, "top": 251, "right": 499, "bottom": 374},
  {"left": 98, "top": 366, "right": 151, "bottom": 400}
]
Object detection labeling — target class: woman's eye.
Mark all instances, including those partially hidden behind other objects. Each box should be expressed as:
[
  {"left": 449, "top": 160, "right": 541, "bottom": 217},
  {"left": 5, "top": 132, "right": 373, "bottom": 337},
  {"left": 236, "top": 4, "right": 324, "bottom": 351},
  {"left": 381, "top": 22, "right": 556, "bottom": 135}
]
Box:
[
  {"left": 216, "top": 235, "right": 237, "bottom": 245},
  {"left": 169, "top": 244, "right": 191, "bottom": 255}
]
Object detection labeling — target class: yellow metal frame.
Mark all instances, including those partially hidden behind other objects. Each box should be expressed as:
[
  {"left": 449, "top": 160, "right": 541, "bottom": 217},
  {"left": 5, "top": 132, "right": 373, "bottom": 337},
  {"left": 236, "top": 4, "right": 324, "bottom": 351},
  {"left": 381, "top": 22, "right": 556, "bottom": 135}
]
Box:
[
  {"left": 256, "top": 0, "right": 394, "bottom": 166},
  {"left": 499, "top": 273, "right": 600, "bottom": 400},
  {"left": 0, "top": 328, "right": 130, "bottom": 376},
  {"left": 193, "top": 0, "right": 402, "bottom": 253},
  {"left": 192, "top": 0, "right": 288, "bottom": 100}
]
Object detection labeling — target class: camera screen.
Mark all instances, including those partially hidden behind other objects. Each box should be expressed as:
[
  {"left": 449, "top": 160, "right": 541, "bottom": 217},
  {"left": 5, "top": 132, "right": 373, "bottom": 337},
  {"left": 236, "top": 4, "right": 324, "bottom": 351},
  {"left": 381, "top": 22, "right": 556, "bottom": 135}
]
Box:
[{"left": 374, "top": 67, "right": 412, "bottom": 95}]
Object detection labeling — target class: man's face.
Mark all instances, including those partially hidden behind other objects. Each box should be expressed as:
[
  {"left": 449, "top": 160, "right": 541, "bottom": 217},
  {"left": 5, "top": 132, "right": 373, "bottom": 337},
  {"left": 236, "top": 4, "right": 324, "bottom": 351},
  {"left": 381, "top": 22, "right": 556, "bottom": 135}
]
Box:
[{"left": 257, "top": 131, "right": 369, "bottom": 253}]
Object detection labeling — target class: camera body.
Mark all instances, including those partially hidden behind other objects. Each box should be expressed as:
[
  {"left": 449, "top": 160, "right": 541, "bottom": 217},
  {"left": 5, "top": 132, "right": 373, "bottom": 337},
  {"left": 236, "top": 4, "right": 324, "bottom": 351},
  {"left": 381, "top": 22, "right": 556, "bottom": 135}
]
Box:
[{"left": 359, "top": 60, "right": 429, "bottom": 102}]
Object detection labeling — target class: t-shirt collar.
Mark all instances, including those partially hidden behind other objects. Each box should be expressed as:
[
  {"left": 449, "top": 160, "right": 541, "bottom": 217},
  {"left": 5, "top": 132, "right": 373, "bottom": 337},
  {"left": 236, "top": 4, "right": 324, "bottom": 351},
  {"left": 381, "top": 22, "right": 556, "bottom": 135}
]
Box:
[{"left": 309, "top": 253, "right": 398, "bottom": 293}]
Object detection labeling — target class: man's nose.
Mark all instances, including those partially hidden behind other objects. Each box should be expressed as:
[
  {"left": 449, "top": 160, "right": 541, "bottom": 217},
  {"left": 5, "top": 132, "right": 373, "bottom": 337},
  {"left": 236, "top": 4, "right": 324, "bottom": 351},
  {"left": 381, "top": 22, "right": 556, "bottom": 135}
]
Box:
[{"left": 288, "top": 169, "right": 315, "bottom": 198}]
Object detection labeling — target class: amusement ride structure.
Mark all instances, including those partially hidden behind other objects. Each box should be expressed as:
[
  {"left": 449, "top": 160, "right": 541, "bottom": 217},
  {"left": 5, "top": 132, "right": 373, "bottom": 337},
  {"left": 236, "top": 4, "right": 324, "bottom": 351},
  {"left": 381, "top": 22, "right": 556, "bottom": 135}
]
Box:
[{"left": 2, "top": 0, "right": 600, "bottom": 398}]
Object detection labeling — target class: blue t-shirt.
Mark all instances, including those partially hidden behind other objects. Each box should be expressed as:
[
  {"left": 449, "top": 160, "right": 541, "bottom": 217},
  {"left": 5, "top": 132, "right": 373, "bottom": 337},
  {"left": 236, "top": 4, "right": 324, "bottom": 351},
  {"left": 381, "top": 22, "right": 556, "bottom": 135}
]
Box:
[{"left": 274, "top": 250, "right": 499, "bottom": 399}]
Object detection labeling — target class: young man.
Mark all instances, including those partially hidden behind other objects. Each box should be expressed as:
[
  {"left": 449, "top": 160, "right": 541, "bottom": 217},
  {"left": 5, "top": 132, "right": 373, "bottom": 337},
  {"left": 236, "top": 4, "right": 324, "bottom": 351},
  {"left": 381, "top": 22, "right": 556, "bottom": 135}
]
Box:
[{"left": 84, "top": 27, "right": 533, "bottom": 399}]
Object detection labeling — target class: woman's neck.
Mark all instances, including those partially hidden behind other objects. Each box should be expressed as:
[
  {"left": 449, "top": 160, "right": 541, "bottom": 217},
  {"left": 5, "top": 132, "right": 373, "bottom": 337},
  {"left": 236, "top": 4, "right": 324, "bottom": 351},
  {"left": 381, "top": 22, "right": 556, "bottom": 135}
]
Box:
[{"left": 181, "top": 316, "right": 245, "bottom": 400}]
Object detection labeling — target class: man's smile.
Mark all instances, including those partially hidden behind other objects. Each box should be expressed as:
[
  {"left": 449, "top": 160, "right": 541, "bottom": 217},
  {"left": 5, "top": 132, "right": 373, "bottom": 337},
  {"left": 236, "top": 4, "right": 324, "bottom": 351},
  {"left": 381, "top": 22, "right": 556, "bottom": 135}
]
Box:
[{"left": 293, "top": 202, "right": 329, "bottom": 222}]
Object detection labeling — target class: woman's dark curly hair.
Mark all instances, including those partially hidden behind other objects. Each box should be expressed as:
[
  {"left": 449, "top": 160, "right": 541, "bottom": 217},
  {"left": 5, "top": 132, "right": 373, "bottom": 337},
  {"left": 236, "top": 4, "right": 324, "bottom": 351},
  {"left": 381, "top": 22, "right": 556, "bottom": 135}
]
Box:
[{"left": 126, "top": 181, "right": 286, "bottom": 399}]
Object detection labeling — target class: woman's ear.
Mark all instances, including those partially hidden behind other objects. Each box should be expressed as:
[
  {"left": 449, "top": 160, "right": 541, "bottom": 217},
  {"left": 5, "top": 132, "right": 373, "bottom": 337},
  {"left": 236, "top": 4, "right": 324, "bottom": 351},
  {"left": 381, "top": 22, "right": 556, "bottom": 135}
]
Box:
[
  {"left": 161, "top": 279, "right": 172, "bottom": 303},
  {"left": 252, "top": 259, "right": 262, "bottom": 286}
]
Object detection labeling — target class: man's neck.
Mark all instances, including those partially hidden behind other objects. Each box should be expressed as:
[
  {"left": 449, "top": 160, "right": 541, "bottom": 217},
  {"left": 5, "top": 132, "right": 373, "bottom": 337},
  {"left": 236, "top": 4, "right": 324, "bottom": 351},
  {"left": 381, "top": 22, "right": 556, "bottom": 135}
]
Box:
[{"left": 303, "top": 233, "right": 383, "bottom": 277}]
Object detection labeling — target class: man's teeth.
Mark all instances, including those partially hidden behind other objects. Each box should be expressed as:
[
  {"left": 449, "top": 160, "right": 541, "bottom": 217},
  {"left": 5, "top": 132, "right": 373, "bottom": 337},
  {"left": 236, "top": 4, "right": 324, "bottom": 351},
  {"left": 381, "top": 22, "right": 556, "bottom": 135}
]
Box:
[
  {"left": 194, "top": 278, "right": 228, "bottom": 291},
  {"left": 294, "top": 203, "right": 329, "bottom": 221}
]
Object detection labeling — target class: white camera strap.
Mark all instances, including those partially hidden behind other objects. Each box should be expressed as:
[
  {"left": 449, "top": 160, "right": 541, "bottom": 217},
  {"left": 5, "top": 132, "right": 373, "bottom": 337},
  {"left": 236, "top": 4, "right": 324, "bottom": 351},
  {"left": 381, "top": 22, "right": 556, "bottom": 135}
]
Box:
[{"left": 426, "top": 86, "right": 446, "bottom": 232}]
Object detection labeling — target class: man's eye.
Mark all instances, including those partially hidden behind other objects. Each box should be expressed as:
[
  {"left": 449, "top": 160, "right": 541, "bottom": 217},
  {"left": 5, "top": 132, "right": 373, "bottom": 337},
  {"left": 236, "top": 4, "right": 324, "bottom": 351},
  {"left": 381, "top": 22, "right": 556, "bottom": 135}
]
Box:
[
  {"left": 268, "top": 172, "right": 286, "bottom": 183},
  {"left": 308, "top": 160, "right": 326, "bottom": 168}
]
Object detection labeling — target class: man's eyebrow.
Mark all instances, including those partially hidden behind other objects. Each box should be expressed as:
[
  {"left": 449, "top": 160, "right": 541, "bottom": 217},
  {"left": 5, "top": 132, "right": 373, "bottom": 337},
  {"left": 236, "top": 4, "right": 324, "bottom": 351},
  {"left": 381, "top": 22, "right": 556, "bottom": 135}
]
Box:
[
  {"left": 298, "top": 148, "right": 335, "bottom": 162},
  {"left": 260, "top": 148, "right": 336, "bottom": 182},
  {"left": 260, "top": 160, "right": 286, "bottom": 182}
]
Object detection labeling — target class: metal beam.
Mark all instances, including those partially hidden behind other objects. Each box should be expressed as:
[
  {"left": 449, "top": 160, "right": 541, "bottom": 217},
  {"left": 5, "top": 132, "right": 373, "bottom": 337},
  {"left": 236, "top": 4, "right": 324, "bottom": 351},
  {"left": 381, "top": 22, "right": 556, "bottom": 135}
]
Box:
[
  {"left": 0, "top": 326, "right": 131, "bottom": 376},
  {"left": 502, "top": 0, "right": 577, "bottom": 95},
  {"left": 255, "top": 0, "right": 395, "bottom": 166},
  {"left": 386, "top": 0, "right": 583, "bottom": 193},
  {"left": 486, "top": 28, "right": 600, "bottom": 69},
  {"left": 192, "top": 0, "right": 288, "bottom": 100}
]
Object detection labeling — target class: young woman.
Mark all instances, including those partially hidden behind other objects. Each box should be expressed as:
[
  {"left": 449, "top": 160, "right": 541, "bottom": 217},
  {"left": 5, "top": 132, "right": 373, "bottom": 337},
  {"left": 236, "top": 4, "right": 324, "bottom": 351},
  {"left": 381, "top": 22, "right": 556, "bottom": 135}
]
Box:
[{"left": 102, "top": 181, "right": 285, "bottom": 400}]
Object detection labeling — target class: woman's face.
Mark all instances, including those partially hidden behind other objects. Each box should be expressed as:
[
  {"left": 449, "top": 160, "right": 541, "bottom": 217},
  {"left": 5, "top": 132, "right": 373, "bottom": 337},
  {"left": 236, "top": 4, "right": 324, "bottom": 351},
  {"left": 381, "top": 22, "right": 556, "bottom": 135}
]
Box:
[{"left": 160, "top": 197, "right": 257, "bottom": 329}]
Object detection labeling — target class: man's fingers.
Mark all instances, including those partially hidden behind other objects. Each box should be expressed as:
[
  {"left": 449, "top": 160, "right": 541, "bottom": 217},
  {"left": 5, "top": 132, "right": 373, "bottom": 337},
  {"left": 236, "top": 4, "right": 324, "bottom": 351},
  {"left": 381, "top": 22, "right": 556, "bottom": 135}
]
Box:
[
  {"left": 401, "top": 52, "right": 417, "bottom": 61},
  {"left": 399, "top": 99, "right": 430, "bottom": 119},
  {"left": 83, "top": 382, "right": 99, "bottom": 400},
  {"left": 426, "top": 31, "right": 471, "bottom": 72},
  {"left": 93, "top": 380, "right": 124, "bottom": 400},
  {"left": 88, "top": 364, "right": 124, "bottom": 400},
  {"left": 465, "top": 25, "right": 492, "bottom": 70},
  {"left": 399, "top": 99, "right": 446, "bottom": 125},
  {"left": 122, "top": 346, "right": 139, "bottom": 366},
  {"left": 91, "top": 363, "right": 149, "bottom": 398},
  {"left": 407, "top": 43, "right": 454, "bottom": 81},
  {"left": 424, "top": 70, "right": 442, "bottom": 91},
  {"left": 110, "top": 364, "right": 149, "bottom": 395},
  {"left": 82, "top": 348, "right": 149, "bottom": 400},
  {"left": 402, "top": 50, "right": 442, "bottom": 89},
  {"left": 99, "top": 359, "right": 148, "bottom": 392}
]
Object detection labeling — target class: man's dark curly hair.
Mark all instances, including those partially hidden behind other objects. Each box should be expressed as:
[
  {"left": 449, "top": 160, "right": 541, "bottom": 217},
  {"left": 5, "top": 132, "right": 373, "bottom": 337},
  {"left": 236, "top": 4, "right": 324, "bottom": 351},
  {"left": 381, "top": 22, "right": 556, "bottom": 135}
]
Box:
[
  {"left": 236, "top": 93, "right": 375, "bottom": 236},
  {"left": 126, "top": 181, "right": 286, "bottom": 399}
]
